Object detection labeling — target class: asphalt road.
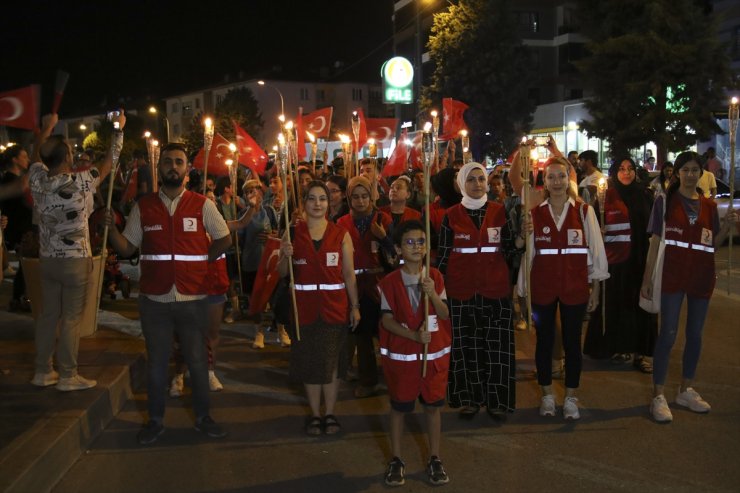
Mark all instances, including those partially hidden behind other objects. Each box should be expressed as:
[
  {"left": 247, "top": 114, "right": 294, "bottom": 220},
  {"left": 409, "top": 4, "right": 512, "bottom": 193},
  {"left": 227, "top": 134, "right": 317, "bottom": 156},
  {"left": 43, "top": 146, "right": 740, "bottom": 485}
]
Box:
[{"left": 50, "top": 246, "right": 740, "bottom": 493}]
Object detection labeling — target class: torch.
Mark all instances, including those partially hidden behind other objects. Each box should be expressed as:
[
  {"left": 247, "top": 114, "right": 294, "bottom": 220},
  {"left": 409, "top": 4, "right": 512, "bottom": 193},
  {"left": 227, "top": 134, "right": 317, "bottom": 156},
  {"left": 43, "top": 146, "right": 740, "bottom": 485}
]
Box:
[
  {"left": 151, "top": 140, "right": 160, "bottom": 193},
  {"left": 519, "top": 137, "right": 534, "bottom": 332},
  {"left": 728, "top": 97, "right": 739, "bottom": 293},
  {"left": 351, "top": 111, "right": 361, "bottom": 177},
  {"left": 278, "top": 132, "right": 301, "bottom": 341},
  {"left": 368, "top": 138, "right": 377, "bottom": 159},
  {"left": 339, "top": 134, "right": 352, "bottom": 179},
  {"left": 228, "top": 143, "right": 244, "bottom": 296},
  {"left": 597, "top": 177, "right": 608, "bottom": 335},
  {"left": 460, "top": 129, "right": 471, "bottom": 164},
  {"left": 51, "top": 70, "right": 70, "bottom": 114},
  {"left": 431, "top": 110, "right": 440, "bottom": 172},
  {"left": 283, "top": 120, "right": 299, "bottom": 212},
  {"left": 421, "top": 122, "right": 434, "bottom": 377},
  {"left": 202, "top": 117, "right": 214, "bottom": 195},
  {"left": 307, "top": 131, "right": 317, "bottom": 176}
]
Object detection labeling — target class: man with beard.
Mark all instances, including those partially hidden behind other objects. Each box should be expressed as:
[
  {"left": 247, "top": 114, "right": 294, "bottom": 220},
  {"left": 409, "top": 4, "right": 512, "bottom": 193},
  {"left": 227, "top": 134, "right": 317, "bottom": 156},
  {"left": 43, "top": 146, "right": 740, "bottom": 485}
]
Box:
[{"left": 106, "top": 142, "right": 232, "bottom": 445}]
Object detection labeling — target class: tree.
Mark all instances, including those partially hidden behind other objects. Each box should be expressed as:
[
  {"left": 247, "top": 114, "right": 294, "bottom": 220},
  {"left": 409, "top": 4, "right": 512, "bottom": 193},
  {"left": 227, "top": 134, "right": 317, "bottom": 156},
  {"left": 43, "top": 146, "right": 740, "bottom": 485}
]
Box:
[
  {"left": 180, "top": 86, "right": 264, "bottom": 156},
  {"left": 574, "top": 0, "right": 734, "bottom": 162},
  {"left": 424, "top": 0, "right": 536, "bottom": 158},
  {"left": 86, "top": 113, "right": 148, "bottom": 164}
]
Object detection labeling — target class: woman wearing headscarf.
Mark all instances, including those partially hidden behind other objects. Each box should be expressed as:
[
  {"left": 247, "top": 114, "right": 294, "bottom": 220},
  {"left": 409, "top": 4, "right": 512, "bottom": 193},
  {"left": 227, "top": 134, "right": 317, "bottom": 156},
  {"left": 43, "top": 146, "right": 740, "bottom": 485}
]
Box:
[
  {"left": 583, "top": 158, "right": 657, "bottom": 372},
  {"left": 436, "top": 162, "right": 516, "bottom": 419}
]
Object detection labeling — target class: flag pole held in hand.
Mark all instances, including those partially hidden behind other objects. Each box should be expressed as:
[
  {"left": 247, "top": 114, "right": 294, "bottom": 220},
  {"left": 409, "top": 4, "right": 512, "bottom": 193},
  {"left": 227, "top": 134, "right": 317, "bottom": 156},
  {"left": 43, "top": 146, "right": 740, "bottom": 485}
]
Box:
[
  {"left": 278, "top": 132, "right": 301, "bottom": 341},
  {"left": 421, "top": 123, "right": 434, "bottom": 377}
]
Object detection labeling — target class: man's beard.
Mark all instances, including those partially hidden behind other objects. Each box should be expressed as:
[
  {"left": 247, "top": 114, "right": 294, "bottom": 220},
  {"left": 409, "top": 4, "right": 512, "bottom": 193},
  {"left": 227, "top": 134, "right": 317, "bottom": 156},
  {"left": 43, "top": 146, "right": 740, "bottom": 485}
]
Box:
[{"left": 161, "top": 173, "right": 184, "bottom": 187}]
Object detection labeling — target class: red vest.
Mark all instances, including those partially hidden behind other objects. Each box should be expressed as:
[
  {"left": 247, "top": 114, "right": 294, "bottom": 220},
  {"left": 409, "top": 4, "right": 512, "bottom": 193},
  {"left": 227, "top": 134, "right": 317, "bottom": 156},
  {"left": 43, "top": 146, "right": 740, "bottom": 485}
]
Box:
[
  {"left": 444, "top": 202, "right": 510, "bottom": 300},
  {"left": 380, "top": 205, "right": 422, "bottom": 224},
  {"left": 378, "top": 267, "right": 451, "bottom": 401},
  {"left": 426, "top": 199, "right": 446, "bottom": 235},
  {"left": 207, "top": 254, "right": 230, "bottom": 296},
  {"left": 337, "top": 210, "right": 391, "bottom": 302},
  {"left": 531, "top": 201, "right": 590, "bottom": 305},
  {"left": 603, "top": 187, "right": 632, "bottom": 264},
  {"left": 292, "top": 221, "right": 349, "bottom": 325},
  {"left": 139, "top": 191, "right": 211, "bottom": 296},
  {"left": 662, "top": 195, "right": 716, "bottom": 298}
]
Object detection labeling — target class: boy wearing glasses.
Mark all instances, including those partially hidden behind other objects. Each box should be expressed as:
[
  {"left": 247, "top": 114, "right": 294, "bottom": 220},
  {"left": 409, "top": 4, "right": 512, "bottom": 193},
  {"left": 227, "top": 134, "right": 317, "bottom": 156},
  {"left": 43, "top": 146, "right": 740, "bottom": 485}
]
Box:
[{"left": 378, "top": 220, "right": 451, "bottom": 487}]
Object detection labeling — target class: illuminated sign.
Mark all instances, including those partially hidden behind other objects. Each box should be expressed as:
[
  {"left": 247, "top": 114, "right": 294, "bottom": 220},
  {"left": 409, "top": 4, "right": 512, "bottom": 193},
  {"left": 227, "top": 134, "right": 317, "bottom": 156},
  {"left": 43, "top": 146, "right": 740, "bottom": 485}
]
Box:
[{"left": 382, "top": 56, "right": 414, "bottom": 104}]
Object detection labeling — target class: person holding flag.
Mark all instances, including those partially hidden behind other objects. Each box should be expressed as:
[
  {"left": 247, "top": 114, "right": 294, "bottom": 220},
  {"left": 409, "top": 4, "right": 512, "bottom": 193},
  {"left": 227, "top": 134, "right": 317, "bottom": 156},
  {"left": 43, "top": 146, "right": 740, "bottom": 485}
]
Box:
[{"left": 437, "top": 162, "right": 517, "bottom": 420}]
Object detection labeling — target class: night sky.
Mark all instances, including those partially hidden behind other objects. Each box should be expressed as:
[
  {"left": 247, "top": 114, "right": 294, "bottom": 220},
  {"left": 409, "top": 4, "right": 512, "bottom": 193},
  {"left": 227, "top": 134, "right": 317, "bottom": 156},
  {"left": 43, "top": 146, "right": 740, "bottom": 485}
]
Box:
[{"left": 1, "top": 0, "right": 394, "bottom": 115}]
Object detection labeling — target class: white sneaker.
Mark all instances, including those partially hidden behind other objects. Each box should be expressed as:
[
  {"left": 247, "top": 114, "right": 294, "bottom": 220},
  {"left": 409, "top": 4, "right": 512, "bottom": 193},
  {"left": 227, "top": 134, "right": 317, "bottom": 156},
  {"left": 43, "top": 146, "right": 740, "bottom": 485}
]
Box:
[
  {"left": 208, "top": 370, "right": 223, "bottom": 392},
  {"left": 169, "top": 373, "right": 184, "bottom": 397},
  {"left": 650, "top": 394, "right": 673, "bottom": 423},
  {"left": 31, "top": 370, "right": 59, "bottom": 387},
  {"left": 675, "top": 387, "right": 711, "bottom": 413},
  {"left": 252, "top": 330, "right": 265, "bottom": 349},
  {"left": 278, "top": 326, "right": 291, "bottom": 348},
  {"left": 539, "top": 395, "right": 556, "bottom": 417},
  {"left": 563, "top": 396, "right": 580, "bottom": 420},
  {"left": 56, "top": 374, "right": 97, "bottom": 392}
]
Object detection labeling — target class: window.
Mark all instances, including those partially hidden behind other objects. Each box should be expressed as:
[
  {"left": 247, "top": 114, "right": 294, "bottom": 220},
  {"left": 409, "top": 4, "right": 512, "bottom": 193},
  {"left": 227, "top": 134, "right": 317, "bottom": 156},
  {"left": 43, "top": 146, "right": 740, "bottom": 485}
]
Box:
[
  {"left": 173, "top": 123, "right": 180, "bottom": 135},
  {"left": 515, "top": 11, "right": 539, "bottom": 33},
  {"left": 171, "top": 102, "right": 179, "bottom": 113},
  {"left": 369, "top": 90, "right": 382, "bottom": 105},
  {"left": 195, "top": 99, "right": 200, "bottom": 109},
  {"left": 216, "top": 94, "right": 223, "bottom": 105},
  {"left": 352, "top": 88, "right": 363, "bottom": 101},
  {"left": 569, "top": 88, "right": 583, "bottom": 100},
  {"left": 300, "top": 88, "right": 310, "bottom": 101},
  {"left": 183, "top": 101, "right": 192, "bottom": 112},
  {"left": 316, "top": 89, "right": 325, "bottom": 102}
]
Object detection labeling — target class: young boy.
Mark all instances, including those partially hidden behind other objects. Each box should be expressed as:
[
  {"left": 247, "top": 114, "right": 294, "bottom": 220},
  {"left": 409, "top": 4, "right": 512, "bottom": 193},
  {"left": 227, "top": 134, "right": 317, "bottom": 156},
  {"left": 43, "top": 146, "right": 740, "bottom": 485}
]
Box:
[{"left": 378, "top": 220, "right": 451, "bottom": 487}]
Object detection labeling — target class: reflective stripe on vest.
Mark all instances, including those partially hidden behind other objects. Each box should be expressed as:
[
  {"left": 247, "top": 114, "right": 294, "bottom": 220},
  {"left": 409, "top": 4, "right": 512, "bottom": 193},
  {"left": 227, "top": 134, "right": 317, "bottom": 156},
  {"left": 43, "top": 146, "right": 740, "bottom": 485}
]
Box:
[
  {"left": 664, "top": 239, "right": 714, "bottom": 254},
  {"left": 604, "top": 222, "right": 630, "bottom": 232},
  {"left": 452, "top": 246, "right": 500, "bottom": 254},
  {"left": 604, "top": 235, "right": 631, "bottom": 242},
  {"left": 380, "top": 345, "right": 451, "bottom": 362},
  {"left": 537, "top": 248, "right": 588, "bottom": 255},
  {"left": 355, "top": 267, "right": 384, "bottom": 274},
  {"left": 140, "top": 254, "right": 209, "bottom": 261},
  {"left": 294, "top": 283, "right": 346, "bottom": 291}
]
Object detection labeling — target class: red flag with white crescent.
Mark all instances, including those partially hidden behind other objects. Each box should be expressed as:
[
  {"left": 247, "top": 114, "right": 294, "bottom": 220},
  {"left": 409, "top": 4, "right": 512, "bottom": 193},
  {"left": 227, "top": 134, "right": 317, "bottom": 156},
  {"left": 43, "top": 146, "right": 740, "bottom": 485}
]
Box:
[
  {"left": 0, "top": 85, "right": 39, "bottom": 130},
  {"left": 192, "top": 133, "right": 234, "bottom": 176},
  {"left": 439, "top": 97, "right": 469, "bottom": 140},
  {"left": 233, "top": 121, "right": 270, "bottom": 176},
  {"left": 366, "top": 118, "right": 398, "bottom": 143},
  {"left": 354, "top": 108, "right": 368, "bottom": 149},
  {"left": 382, "top": 128, "right": 410, "bottom": 177},
  {"left": 248, "top": 237, "right": 281, "bottom": 315},
  {"left": 303, "top": 107, "right": 333, "bottom": 138}
]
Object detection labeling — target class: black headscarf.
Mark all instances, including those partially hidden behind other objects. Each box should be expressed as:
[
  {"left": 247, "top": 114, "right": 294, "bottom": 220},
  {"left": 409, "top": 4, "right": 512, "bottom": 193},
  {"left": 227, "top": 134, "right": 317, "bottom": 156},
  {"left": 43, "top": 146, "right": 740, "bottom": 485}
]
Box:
[
  {"left": 608, "top": 158, "right": 652, "bottom": 261},
  {"left": 431, "top": 167, "right": 462, "bottom": 208}
]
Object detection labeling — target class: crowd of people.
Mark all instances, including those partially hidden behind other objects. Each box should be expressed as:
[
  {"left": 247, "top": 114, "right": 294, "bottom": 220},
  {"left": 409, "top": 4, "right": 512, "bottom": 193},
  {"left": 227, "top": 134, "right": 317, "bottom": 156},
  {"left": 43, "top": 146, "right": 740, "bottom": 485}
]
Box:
[{"left": 1, "top": 118, "right": 738, "bottom": 487}]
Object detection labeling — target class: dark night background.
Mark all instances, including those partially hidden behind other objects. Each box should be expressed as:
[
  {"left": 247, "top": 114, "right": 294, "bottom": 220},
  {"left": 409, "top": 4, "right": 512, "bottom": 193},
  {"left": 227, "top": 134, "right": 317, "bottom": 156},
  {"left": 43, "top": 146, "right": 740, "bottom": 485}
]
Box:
[{"left": 1, "top": 0, "right": 394, "bottom": 114}]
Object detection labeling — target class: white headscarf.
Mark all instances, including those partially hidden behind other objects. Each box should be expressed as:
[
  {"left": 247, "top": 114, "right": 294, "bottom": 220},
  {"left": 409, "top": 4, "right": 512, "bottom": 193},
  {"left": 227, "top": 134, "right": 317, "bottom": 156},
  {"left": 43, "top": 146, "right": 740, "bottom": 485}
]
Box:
[{"left": 456, "top": 161, "right": 489, "bottom": 210}]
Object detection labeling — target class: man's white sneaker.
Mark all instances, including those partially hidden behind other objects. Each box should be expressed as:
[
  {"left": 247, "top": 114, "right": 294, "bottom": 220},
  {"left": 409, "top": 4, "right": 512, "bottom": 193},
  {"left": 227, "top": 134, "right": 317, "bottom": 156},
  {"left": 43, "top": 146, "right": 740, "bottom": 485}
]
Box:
[
  {"left": 675, "top": 387, "right": 711, "bottom": 413},
  {"left": 539, "top": 395, "right": 556, "bottom": 417},
  {"left": 169, "top": 373, "right": 184, "bottom": 397},
  {"left": 252, "top": 330, "right": 265, "bottom": 349},
  {"left": 650, "top": 394, "right": 673, "bottom": 423},
  {"left": 563, "top": 396, "right": 580, "bottom": 420},
  {"left": 31, "top": 370, "right": 59, "bottom": 387},
  {"left": 56, "top": 374, "right": 97, "bottom": 392},
  {"left": 208, "top": 370, "right": 223, "bottom": 392}
]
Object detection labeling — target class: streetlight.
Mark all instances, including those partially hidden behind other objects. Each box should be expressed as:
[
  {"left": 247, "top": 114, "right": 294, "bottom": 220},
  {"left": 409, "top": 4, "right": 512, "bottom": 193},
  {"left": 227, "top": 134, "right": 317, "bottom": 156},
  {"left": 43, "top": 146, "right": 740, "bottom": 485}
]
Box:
[
  {"left": 148, "top": 106, "right": 171, "bottom": 143},
  {"left": 257, "top": 80, "right": 285, "bottom": 120}
]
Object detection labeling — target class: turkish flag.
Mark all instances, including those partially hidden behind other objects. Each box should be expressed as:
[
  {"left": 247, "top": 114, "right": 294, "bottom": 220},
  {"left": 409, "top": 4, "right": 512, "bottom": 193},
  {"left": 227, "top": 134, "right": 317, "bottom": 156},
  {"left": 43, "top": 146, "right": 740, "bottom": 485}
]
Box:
[
  {"left": 295, "top": 108, "right": 307, "bottom": 161},
  {"left": 440, "top": 97, "right": 469, "bottom": 140},
  {"left": 0, "top": 85, "right": 39, "bottom": 130},
  {"left": 303, "top": 107, "right": 333, "bottom": 138},
  {"left": 353, "top": 108, "right": 368, "bottom": 149},
  {"left": 192, "top": 133, "right": 234, "bottom": 176},
  {"left": 382, "top": 128, "right": 411, "bottom": 178},
  {"left": 248, "top": 237, "right": 281, "bottom": 315},
  {"left": 233, "top": 121, "right": 269, "bottom": 176},
  {"left": 366, "top": 118, "right": 398, "bottom": 144},
  {"left": 407, "top": 131, "right": 424, "bottom": 171}
]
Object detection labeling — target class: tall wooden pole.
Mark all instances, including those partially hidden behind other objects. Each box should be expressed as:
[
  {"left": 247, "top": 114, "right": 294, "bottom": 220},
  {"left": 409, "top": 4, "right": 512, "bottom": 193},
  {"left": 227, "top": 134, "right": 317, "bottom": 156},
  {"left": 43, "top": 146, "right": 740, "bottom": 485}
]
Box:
[
  {"left": 279, "top": 133, "right": 301, "bottom": 341},
  {"left": 421, "top": 126, "right": 433, "bottom": 377},
  {"left": 597, "top": 178, "right": 607, "bottom": 335},
  {"left": 519, "top": 141, "right": 533, "bottom": 332},
  {"left": 728, "top": 97, "right": 738, "bottom": 294}
]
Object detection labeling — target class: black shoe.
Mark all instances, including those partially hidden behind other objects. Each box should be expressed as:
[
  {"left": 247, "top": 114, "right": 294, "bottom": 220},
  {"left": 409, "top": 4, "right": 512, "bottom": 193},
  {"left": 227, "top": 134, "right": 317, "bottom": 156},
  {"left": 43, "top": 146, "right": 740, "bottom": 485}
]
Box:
[
  {"left": 384, "top": 456, "right": 405, "bottom": 486},
  {"left": 458, "top": 405, "right": 480, "bottom": 420},
  {"left": 487, "top": 407, "right": 508, "bottom": 421},
  {"left": 137, "top": 420, "right": 164, "bottom": 445},
  {"left": 194, "top": 415, "right": 227, "bottom": 438},
  {"left": 427, "top": 455, "right": 449, "bottom": 485}
]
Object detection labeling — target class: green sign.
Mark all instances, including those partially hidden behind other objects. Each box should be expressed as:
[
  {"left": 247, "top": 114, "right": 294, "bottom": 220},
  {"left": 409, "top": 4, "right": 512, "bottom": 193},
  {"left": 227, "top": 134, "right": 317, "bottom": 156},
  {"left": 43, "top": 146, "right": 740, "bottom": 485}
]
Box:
[{"left": 382, "top": 56, "right": 414, "bottom": 104}]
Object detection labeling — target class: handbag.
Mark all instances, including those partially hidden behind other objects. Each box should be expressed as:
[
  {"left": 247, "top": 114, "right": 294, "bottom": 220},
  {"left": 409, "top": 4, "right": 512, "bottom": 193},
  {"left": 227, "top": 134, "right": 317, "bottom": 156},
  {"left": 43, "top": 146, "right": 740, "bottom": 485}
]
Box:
[{"left": 639, "top": 223, "right": 665, "bottom": 314}]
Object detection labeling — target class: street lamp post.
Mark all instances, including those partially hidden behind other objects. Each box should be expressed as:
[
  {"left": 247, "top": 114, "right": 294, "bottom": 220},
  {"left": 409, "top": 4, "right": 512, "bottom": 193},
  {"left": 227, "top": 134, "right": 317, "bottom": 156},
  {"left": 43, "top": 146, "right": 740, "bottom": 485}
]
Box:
[
  {"left": 148, "top": 106, "right": 171, "bottom": 143},
  {"left": 257, "top": 80, "right": 285, "bottom": 119}
]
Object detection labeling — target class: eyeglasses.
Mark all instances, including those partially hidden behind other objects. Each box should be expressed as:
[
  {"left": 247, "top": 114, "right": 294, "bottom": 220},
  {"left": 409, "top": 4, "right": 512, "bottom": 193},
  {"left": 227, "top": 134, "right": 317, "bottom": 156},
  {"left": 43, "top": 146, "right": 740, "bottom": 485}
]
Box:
[{"left": 403, "top": 238, "right": 426, "bottom": 247}]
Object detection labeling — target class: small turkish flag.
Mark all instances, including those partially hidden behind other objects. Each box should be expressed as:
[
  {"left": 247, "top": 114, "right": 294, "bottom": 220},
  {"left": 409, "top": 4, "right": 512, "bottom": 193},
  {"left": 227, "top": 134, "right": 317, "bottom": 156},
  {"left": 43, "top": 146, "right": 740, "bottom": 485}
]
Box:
[
  {"left": 0, "top": 85, "right": 39, "bottom": 130},
  {"left": 192, "top": 133, "right": 235, "bottom": 176},
  {"left": 248, "top": 237, "right": 281, "bottom": 315},
  {"left": 439, "top": 97, "right": 469, "bottom": 140},
  {"left": 233, "top": 121, "right": 269, "bottom": 176},
  {"left": 366, "top": 118, "right": 398, "bottom": 143},
  {"left": 382, "top": 128, "right": 411, "bottom": 178},
  {"left": 303, "top": 107, "right": 333, "bottom": 138},
  {"left": 353, "top": 108, "right": 369, "bottom": 149}
]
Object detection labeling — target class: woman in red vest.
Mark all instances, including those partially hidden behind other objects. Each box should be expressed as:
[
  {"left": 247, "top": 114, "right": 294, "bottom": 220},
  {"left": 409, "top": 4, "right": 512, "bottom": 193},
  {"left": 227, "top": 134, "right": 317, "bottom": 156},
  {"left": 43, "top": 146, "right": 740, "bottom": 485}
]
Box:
[
  {"left": 584, "top": 158, "right": 657, "bottom": 371},
  {"left": 437, "top": 162, "right": 516, "bottom": 420},
  {"left": 642, "top": 152, "right": 737, "bottom": 423},
  {"left": 337, "top": 176, "right": 393, "bottom": 398},
  {"left": 519, "top": 157, "right": 608, "bottom": 420},
  {"left": 278, "top": 181, "right": 360, "bottom": 435}
]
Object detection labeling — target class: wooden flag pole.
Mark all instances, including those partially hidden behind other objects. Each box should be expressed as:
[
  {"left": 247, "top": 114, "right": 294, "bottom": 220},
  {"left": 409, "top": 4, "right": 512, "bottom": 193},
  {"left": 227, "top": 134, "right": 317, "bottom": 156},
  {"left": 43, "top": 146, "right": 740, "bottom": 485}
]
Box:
[
  {"left": 421, "top": 125, "right": 434, "bottom": 377},
  {"left": 519, "top": 141, "right": 534, "bottom": 332},
  {"left": 278, "top": 132, "right": 301, "bottom": 341}
]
